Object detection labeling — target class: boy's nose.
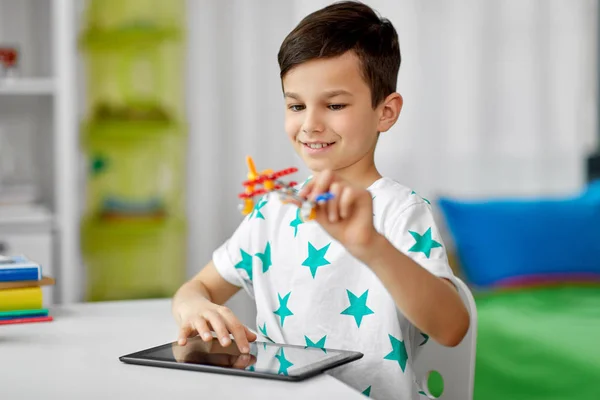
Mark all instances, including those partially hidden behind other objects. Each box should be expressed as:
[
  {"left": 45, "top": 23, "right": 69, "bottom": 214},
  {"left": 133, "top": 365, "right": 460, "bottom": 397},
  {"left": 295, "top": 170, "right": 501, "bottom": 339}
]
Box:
[{"left": 301, "top": 110, "right": 325, "bottom": 134}]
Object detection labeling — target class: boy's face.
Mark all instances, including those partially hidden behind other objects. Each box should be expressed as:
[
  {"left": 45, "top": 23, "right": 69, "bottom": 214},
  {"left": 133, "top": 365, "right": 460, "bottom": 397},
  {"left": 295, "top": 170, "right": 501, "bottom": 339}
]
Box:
[{"left": 282, "top": 51, "right": 393, "bottom": 174}]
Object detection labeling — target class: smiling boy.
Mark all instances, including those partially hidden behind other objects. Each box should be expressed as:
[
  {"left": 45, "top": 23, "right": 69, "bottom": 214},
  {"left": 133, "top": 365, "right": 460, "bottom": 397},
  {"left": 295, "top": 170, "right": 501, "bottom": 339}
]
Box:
[{"left": 172, "top": 2, "right": 469, "bottom": 399}]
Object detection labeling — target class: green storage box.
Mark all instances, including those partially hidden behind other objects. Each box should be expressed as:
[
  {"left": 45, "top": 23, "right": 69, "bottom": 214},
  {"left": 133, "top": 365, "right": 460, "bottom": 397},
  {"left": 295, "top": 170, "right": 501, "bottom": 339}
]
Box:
[
  {"left": 81, "top": 121, "right": 186, "bottom": 219},
  {"left": 81, "top": 216, "right": 187, "bottom": 301},
  {"left": 83, "top": 0, "right": 185, "bottom": 32},
  {"left": 80, "top": 35, "right": 185, "bottom": 124}
]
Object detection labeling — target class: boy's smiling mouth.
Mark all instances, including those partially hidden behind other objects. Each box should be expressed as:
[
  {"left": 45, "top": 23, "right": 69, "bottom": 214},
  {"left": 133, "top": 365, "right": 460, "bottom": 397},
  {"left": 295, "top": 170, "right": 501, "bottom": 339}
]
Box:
[{"left": 300, "top": 140, "right": 336, "bottom": 150}]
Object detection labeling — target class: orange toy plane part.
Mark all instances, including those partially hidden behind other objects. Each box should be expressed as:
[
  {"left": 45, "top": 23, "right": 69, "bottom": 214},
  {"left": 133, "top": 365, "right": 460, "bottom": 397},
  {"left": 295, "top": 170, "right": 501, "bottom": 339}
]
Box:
[
  {"left": 246, "top": 156, "right": 258, "bottom": 180},
  {"left": 238, "top": 155, "right": 330, "bottom": 221}
]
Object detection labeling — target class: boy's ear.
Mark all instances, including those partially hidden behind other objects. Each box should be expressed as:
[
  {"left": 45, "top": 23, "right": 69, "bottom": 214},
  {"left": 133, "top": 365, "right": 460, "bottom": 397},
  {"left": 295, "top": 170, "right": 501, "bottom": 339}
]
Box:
[{"left": 377, "top": 92, "right": 403, "bottom": 133}]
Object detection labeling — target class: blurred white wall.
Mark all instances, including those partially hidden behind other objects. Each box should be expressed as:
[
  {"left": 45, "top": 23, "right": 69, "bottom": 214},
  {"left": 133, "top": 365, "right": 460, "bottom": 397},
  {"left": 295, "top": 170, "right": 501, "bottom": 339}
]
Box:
[{"left": 184, "top": 0, "right": 597, "bottom": 324}]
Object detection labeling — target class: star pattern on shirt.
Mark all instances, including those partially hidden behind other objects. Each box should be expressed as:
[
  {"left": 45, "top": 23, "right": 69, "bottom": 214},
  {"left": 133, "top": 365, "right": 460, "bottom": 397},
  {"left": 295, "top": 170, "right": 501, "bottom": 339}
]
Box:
[
  {"left": 234, "top": 249, "right": 253, "bottom": 281},
  {"left": 275, "top": 348, "right": 294, "bottom": 375},
  {"left": 408, "top": 227, "right": 442, "bottom": 258},
  {"left": 341, "top": 289, "right": 374, "bottom": 328},
  {"left": 362, "top": 386, "right": 372, "bottom": 397},
  {"left": 301, "top": 242, "right": 331, "bottom": 279},
  {"left": 273, "top": 292, "right": 294, "bottom": 327},
  {"left": 249, "top": 197, "right": 268, "bottom": 220},
  {"left": 384, "top": 334, "right": 408, "bottom": 372},
  {"left": 420, "top": 333, "right": 429, "bottom": 346},
  {"left": 290, "top": 208, "right": 304, "bottom": 237},
  {"left": 304, "top": 335, "right": 327, "bottom": 354},
  {"left": 411, "top": 190, "right": 431, "bottom": 205},
  {"left": 255, "top": 242, "right": 272, "bottom": 273},
  {"left": 259, "top": 322, "right": 274, "bottom": 343}
]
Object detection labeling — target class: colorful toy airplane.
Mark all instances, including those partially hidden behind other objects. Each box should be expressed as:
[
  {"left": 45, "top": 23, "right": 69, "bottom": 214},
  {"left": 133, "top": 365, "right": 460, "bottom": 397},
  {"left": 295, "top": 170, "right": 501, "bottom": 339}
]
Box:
[{"left": 238, "top": 156, "right": 333, "bottom": 221}]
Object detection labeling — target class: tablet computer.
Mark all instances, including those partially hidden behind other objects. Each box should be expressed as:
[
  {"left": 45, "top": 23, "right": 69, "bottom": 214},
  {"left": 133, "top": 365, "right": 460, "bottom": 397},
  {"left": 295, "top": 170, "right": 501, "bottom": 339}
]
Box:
[{"left": 119, "top": 336, "right": 363, "bottom": 381}]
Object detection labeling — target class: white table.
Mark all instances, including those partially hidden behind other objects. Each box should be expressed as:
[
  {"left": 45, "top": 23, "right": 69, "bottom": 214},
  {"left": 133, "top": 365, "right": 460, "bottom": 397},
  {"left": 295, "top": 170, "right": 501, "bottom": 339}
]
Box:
[{"left": 1, "top": 299, "right": 364, "bottom": 399}]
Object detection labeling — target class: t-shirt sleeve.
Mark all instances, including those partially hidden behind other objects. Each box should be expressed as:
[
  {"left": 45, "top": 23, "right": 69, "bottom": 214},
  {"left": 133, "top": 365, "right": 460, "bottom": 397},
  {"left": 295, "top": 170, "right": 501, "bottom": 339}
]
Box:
[
  {"left": 384, "top": 201, "right": 455, "bottom": 282},
  {"left": 212, "top": 207, "right": 260, "bottom": 298}
]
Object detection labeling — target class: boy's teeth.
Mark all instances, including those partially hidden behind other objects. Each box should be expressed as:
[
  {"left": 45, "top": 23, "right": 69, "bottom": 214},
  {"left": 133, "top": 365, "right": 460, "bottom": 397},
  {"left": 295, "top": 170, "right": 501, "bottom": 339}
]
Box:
[{"left": 307, "top": 143, "right": 329, "bottom": 149}]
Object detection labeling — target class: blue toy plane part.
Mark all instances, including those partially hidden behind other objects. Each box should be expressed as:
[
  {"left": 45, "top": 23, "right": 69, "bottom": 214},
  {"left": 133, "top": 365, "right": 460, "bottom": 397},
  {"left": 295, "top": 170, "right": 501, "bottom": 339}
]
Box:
[{"left": 315, "top": 192, "right": 334, "bottom": 202}]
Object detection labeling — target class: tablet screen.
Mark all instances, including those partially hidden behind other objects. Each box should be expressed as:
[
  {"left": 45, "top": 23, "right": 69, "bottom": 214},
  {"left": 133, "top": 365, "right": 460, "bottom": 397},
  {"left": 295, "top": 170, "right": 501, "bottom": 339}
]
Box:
[{"left": 137, "top": 336, "right": 351, "bottom": 377}]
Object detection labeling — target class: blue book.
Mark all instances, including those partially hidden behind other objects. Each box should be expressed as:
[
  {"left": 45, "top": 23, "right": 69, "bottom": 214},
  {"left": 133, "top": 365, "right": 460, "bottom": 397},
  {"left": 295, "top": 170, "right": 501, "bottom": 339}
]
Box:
[{"left": 0, "top": 255, "right": 42, "bottom": 282}]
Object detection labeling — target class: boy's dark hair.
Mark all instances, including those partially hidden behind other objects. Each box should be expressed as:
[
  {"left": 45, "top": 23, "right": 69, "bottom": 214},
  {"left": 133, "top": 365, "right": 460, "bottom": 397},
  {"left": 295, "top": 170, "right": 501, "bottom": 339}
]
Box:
[{"left": 278, "top": 1, "right": 400, "bottom": 108}]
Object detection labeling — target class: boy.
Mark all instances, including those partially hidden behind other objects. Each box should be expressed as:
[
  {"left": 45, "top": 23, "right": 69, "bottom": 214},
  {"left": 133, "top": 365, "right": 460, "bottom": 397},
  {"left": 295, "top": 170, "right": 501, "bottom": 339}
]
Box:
[{"left": 172, "top": 1, "right": 470, "bottom": 399}]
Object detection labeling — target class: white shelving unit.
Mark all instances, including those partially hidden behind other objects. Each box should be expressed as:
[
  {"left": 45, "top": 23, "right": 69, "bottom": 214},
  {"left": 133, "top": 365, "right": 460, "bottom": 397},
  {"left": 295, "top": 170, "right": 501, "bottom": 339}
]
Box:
[
  {"left": 0, "top": 78, "right": 54, "bottom": 95},
  {"left": 0, "top": 0, "right": 79, "bottom": 305}
]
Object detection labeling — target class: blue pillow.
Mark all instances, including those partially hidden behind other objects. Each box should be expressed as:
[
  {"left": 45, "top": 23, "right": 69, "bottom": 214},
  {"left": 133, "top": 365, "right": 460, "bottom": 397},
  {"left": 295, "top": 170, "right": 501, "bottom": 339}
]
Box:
[{"left": 438, "top": 183, "right": 600, "bottom": 288}]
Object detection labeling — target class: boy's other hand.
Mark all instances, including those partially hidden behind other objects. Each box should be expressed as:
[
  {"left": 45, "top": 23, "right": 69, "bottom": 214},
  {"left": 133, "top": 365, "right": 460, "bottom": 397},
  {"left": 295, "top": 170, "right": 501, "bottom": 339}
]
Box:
[
  {"left": 175, "top": 299, "right": 257, "bottom": 354},
  {"left": 298, "top": 170, "right": 380, "bottom": 258}
]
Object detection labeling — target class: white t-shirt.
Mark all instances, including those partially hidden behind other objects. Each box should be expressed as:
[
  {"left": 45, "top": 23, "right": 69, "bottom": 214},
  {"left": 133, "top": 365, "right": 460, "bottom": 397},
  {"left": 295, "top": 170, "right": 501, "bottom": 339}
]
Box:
[{"left": 213, "top": 177, "right": 456, "bottom": 400}]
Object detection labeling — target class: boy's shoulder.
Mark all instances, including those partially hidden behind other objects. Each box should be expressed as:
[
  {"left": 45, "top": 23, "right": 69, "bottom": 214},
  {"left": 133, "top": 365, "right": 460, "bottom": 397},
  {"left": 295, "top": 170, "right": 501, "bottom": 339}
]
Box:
[{"left": 370, "top": 176, "right": 431, "bottom": 215}]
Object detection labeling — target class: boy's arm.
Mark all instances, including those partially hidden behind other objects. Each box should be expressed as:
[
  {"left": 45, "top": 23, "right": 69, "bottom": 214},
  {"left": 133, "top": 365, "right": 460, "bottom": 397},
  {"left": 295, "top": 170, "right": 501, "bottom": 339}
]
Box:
[
  {"left": 172, "top": 260, "right": 241, "bottom": 315},
  {"left": 355, "top": 234, "right": 469, "bottom": 348},
  {"left": 299, "top": 170, "right": 470, "bottom": 348}
]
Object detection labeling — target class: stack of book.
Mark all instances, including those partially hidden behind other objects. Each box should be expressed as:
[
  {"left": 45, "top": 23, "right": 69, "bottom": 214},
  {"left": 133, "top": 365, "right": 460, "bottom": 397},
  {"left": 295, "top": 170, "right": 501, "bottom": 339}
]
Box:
[{"left": 0, "top": 255, "right": 54, "bottom": 325}]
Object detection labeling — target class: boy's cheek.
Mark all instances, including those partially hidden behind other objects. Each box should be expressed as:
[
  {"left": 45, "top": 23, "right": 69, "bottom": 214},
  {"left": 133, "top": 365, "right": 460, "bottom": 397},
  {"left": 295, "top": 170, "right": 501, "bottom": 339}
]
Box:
[{"left": 284, "top": 119, "right": 301, "bottom": 140}]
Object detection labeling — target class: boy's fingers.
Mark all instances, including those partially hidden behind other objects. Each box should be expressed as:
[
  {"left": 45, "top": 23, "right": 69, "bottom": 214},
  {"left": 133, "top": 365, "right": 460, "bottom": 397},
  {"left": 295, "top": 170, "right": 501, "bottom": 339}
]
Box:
[
  {"left": 245, "top": 326, "right": 257, "bottom": 342},
  {"left": 204, "top": 311, "right": 231, "bottom": 347},
  {"left": 298, "top": 179, "right": 315, "bottom": 198},
  {"left": 327, "top": 182, "right": 342, "bottom": 222},
  {"left": 178, "top": 324, "right": 194, "bottom": 345},
  {"left": 218, "top": 307, "right": 249, "bottom": 353},
  {"left": 224, "top": 318, "right": 251, "bottom": 353},
  {"left": 193, "top": 316, "right": 212, "bottom": 342},
  {"left": 309, "top": 170, "right": 335, "bottom": 201},
  {"left": 339, "top": 186, "right": 356, "bottom": 219}
]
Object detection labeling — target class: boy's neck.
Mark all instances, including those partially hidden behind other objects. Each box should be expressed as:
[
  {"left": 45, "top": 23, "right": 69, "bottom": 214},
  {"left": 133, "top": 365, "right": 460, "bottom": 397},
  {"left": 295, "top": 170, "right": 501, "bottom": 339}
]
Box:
[{"left": 313, "top": 160, "right": 382, "bottom": 189}]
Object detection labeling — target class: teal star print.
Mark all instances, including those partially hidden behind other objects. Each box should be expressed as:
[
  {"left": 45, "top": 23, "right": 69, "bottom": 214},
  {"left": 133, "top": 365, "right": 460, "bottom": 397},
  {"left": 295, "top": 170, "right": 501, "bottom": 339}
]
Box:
[
  {"left": 408, "top": 227, "right": 442, "bottom": 258},
  {"left": 304, "top": 335, "right": 327, "bottom": 353},
  {"left": 255, "top": 242, "right": 272, "bottom": 273},
  {"left": 275, "top": 348, "right": 294, "bottom": 376},
  {"left": 234, "top": 249, "right": 253, "bottom": 281},
  {"left": 411, "top": 190, "right": 431, "bottom": 205},
  {"left": 247, "top": 365, "right": 255, "bottom": 372},
  {"left": 341, "top": 289, "right": 374, "bottom": 328},
  {"left": 259, "top": 322, "right": 274, "bottom": 343},
  {"left": 420, "top": 333, "right": 429, "bottom": 346},
  {"left": 301, "top": 242, "right": 331, "bottom": 279},
  {"left": 384, "top": 334, "right": 408, "bottom": 372},
  {"left": 274, "top": 292, "right": 294, "bottom": 327},
  {"left": 249, "top": 197, "right": 268, "bottom": 220},
  {"left": 362, "top": 386, "right": 372, "bottom": 397},
  {"left": 290, "top": 208, "right": 304, "bottom": 237}
]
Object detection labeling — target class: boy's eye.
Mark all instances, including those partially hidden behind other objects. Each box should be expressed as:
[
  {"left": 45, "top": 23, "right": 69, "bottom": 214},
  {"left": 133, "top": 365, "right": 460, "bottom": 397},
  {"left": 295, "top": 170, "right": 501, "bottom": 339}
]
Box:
[
  {"left": 288, "top": 104, "right": 305, "bottom": 112},
  {"left": 328, "top": 104, "right": 346, "bottom": 111}
]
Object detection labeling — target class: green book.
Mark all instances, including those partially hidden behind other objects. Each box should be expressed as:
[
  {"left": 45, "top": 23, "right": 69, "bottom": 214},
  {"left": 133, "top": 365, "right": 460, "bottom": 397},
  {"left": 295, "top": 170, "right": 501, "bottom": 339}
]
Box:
[{"left": 0, "top": 308, "right": 49, "bottom": 319}]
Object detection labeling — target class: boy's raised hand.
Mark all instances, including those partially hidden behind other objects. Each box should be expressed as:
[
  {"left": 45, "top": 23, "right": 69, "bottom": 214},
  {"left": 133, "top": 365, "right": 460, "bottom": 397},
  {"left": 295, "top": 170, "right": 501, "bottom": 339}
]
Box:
[{"left": 297, "top": 170, "right": 379, "bottom": 258}]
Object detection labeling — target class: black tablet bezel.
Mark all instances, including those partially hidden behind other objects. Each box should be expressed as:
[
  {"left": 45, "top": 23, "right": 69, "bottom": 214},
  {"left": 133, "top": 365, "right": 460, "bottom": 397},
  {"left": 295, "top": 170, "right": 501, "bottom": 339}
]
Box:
[{"left": 119, "top": 340, "right": 363, "bottom": 381}]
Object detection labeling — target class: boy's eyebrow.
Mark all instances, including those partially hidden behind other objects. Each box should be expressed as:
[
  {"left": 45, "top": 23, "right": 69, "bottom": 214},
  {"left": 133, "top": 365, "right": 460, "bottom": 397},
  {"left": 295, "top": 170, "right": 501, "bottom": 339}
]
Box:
[
  {"left": 284, "top": 90, "right": 353, "bottom": 99},
  {"left": 284, "top": 92, "right": 301, "bottom": 99},
  {"left": 323, "top": 89, "right": 353, "bottom": 98}
]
